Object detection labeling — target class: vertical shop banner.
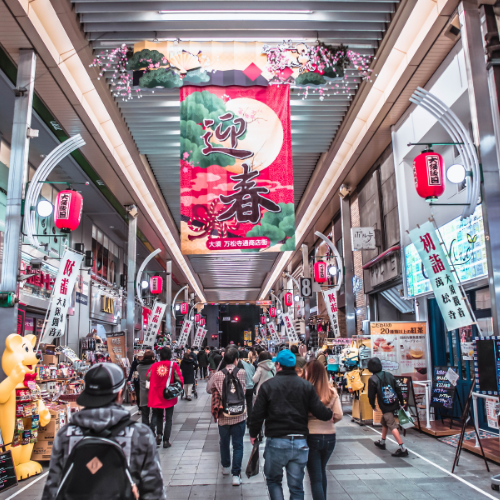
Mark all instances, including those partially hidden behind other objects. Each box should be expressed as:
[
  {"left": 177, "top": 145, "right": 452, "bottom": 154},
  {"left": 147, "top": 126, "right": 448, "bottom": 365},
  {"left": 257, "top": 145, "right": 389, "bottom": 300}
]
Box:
[
  {"left": 192, "top": 326, "right": 207, "bottom": 348},
  {"left": 40, "top": 249, "right": 83, "bottom": 343},
  {"left": 259, "top": 325, "right": 267, "bottom": 340},
  {"left": 143, "top": 301, "right": 167, "bottom": 347},
  {"left": 282, "top": 314, "right": 299, "bottom": 344},
  {"left": 409, "top": 222, "right": 474, "bottom": 331},
  {"left": 177, "top": 319, "right": 193, "bottom": 347},
  {"left": 267, "top": 322, "right": 280, "bottom": 342},
  {"left": 180, "top": 85, "right": 294, "bottom": 255},
  {"left": 322, "top": 288, "right": 340, "bottom": 337}
]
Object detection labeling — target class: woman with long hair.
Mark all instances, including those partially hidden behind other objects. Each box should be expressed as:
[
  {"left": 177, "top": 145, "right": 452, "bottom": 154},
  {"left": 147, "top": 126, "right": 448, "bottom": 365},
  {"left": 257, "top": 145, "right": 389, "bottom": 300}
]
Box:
[{"left": 303, "top": 360, "right": 343, "bottom": 500}]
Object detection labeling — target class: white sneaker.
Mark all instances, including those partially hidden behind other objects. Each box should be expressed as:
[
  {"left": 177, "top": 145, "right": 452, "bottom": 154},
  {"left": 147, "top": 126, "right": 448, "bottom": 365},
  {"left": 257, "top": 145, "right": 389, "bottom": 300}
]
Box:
[
  {"left": 221, "top": 466, "right": 231, "bottom": 475},
  {"left": 232, "top": 475, "right": 241, "bottom": 486}
]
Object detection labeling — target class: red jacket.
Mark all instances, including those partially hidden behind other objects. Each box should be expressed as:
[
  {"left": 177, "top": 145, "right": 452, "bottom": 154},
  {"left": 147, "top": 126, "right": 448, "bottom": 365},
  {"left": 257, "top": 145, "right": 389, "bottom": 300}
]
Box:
[{"left": 147, "top": 360, "right": 184, "bottom": 409}]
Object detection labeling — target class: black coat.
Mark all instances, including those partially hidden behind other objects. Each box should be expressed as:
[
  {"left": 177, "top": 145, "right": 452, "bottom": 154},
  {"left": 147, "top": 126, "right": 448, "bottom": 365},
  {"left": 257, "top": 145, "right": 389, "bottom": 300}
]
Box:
[
  {"left": 249, "top": 369, "right": 333, "bottom": 439},
  {"left": 180, "top": 357, "right": 196, "bottom": 384},
  {"left": 367, "top": 358, "right": 404, "bottom": 413},
  {"left": 197, "top": 350, "right": 208, "bottom": 368},
  {"left": 211, "top": 352, "right": 222, "bottom": 369}
]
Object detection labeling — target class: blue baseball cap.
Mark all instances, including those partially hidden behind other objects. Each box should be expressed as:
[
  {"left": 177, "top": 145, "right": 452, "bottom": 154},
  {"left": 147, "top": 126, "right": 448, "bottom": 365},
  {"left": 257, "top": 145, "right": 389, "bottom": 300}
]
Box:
[{"left": 272, "top": 349, "right": 296, "bottom": 367}]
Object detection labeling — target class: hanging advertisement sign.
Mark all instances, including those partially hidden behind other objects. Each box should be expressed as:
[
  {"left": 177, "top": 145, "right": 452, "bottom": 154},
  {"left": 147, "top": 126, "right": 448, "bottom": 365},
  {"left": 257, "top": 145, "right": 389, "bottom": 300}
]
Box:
[
  {"left": 177, "top": 319, "right": 193, "bottom": 347},
  {"left": 192, "top": 326, "right": 208, "bottom": 348},
  {"left": 322, "top": 288, "right": 340, "bottom": 338},
  {"left": 180, "top": 85, "right": 294, "bottom": 255},
  {"left": 486, "top": 398, "right": 499, "bottom": 429},
  {"left": 106, "top": 331, "right": 126, "bottom": 364},
  {"left": 143, "top": 301, "right": 167, "bottom": 347},
  {"left": 409, "top": 221, "right": 474, "bottom": 331},
  {"left": 267, "top": 322, "right": 280, "bottom": 342},
  {"left": 259, "top": 325, "right": 267, "bottom": 339},
  {"left": 282, "top": 314, "right": 299, "bottom": 344},
  {"left": 40, "top": 249, "right": 83, "bottom": 343}
]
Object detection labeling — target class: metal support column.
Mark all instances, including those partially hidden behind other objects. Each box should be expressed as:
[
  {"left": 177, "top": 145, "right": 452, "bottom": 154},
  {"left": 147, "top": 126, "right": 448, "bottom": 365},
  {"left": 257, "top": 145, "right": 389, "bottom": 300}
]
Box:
[
  {"left": 126, "top": 207, "right": 138, "bottom": 363},
  {"left": 340, "top": 195, "right": 356, "bottom": 337},
  {"left": 460, "top": 1, "right": 500, "bottom": 336},
  {"left": 165, "top": 261, "right": 172, "bottom": 338},
  {"left": 0, "top": 50, "right": 36, "bottom": 339},
  {"left": 302, "top": 244, "right": 310, "bottom": 343}
]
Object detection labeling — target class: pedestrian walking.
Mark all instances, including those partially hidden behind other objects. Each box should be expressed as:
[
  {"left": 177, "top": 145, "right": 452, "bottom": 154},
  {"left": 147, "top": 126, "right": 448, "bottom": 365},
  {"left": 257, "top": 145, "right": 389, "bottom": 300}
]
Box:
[
  {"left": 368, "top": 357, "right": 408, "bottom": 457},
  {"left": 180, "top": 350, "right": 196, "bottom": 401},
  {"left": 210, "top": 348, "right": 247, "bottom": 486},
  {"left": 252, "top": 351, "right": 276, "bottom": 395},
  {"left": 316, "top": 347, "right": 327, "bottom": 367},
  {"left": 290, "top": 344, "right": 306, "bottom": 372},
  {"left": 42, "top": 363, "right": 165, "bottom": 500},
  {"left": 249, "top": 350, "right": 333, "bottom": 500},
  {"left": 239, "top": 350, "right": 256, "bottom": 427},
  {"left": 198, "top": 347, "right": 209, "bottom": 379},
  {"left": 303, "top": 360, "right": 343, "bottom": 500},
  {"left": 137, "top": 349, "right": 155, "bottom": 426},
  {"left": 147, "top": 346, "right": 184, "bottom": 448}
]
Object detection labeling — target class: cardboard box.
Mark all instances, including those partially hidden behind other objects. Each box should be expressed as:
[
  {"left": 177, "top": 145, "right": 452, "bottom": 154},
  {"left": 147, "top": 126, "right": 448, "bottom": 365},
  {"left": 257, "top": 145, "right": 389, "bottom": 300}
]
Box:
[
  {"left": 42, "top": 354, "right": 59, "bottom": 365},
  {"left": 31, "top": 440, "right": 53, "bottom": 461},
  {"left": 38, "top": 419, "right": 60, "bottom": 440}
]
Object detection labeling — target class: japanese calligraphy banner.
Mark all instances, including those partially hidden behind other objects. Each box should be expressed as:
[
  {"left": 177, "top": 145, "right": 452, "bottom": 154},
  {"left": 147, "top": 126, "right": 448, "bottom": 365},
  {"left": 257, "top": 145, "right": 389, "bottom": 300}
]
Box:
[
  {"left": 143, "top": 301, "right": 167, "bottom": 347},
  {"left": 322, "top": 288, "right": 340, "bottom": 338},
  {"left": 40, "top": 249, "right": 83, "bottom": 343},
  {"left": 267, "top": 322, "right": 280, "bottom": 342},
  {"left": 409, "top": 221, "right": 474, "bottom": 331},
  {"left": 180, "top": 85, "right": 294, "bottom": 254},
  {"left": 192, "top": 326, "right": 207, "bottom": 348},
  {"left": 282, "top": 314, "right": 299, "bottom": 344},
  {"left": 177, "top": 319, "right": 193, "bottom": 347}
]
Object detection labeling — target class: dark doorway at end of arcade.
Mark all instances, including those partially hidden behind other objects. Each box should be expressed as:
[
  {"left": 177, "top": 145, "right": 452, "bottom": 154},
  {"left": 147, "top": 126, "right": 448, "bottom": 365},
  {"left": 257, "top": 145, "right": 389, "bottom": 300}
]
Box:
[{"left": 218, "top": 305, "right": 261, "bottom": 347}]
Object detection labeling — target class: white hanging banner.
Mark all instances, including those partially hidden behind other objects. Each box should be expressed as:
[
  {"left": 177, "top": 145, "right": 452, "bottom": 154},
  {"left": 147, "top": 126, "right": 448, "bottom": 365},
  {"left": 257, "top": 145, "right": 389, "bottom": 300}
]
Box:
[
  {"left": 143, "top": 301, "right": 167, "bottom": 347},
  {"left": 267, "top": 322, "right": 280, "bottom": 342},
  {"left": 177, "top": 319, "right": 193, "bottom": 347},
  {"left": 259, "top": 326, "right": 267, "bottom": 339},
  {"left": 282, "top": 314, "right": 299, "bottom": 344},
  {"left": 40, "top": 249, "right": 83, "bottom": 343},
  {"left": 322, "top": 288, "right": 340, "bottom": 337},
  {"left": 192, "top": 326, "right": 207, "bottom": 348}
]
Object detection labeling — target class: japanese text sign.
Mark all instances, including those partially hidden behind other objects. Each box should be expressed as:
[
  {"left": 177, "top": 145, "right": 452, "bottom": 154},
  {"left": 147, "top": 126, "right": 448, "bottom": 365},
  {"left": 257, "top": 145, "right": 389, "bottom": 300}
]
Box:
[
  {"left": 322, "top": 288, "right": 340, "bottom": 337},
  {"left": 351, "top": 227, "right": 377, "bottom": 251},
  {"left": 40, "top": 249, "right": 83, "bottom": 343},
  {"left": 192, "top": 326, "right": 207, "bottom": 348},
  {"left": 177, "top": 319, "right": 193, "bottom": 347},
  {"left": 180, "top": 85, "right": 294, "bottom": 255},
  {"left": 267, "top": 322, "right": 280, "bottom": 342},
  {"left": 143, "top": 301, "right": 167, "bottom": 347},
  {"left": 282, "top": 313, "right": 299, "bottom": 344},
  {"left": 409, "top": 222, "right": 474, "bottom": 331}
]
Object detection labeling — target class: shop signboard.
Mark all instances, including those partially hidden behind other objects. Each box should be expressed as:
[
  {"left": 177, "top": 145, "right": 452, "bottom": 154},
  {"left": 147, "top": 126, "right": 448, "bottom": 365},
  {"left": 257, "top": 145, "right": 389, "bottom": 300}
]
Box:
[
  {"left": 405, "top": 205, "right": 487, "bottom": 298},
  {"left": 409, "top": 221, "right": 474, "bottom": 331},
  {"left": 486, "top": 398, "right": 499, "bottom": 429},
  {"left": 180, "top": 85, "right": 294, "bottom": 255},
  {"left": 259, "top": 325, "right": 267, "bottom": 339},
  {"left": 40, "top": 249, "right": 83, "bottom": 343},
  {"left": 106, "top": 331, "right": 126, "bottom": 364},
  {"left": 75, "top": 275, "right": 89, "bottom": 305},
  {"left": 267, "top": 322, "right": 280, "bottom": 342},
  {"left": 89, "top": 284, "right": 122, "bottom": 325},
  {"left": 351, "top": 227, "right": 377, "bottom": 251},
  {"left": 143, "top": 301, "right": 167, "bottom": 347},
  {"left": 177, "top": 319, "right": 193, "bottom": 347},
  {"left": 430, "top": 366, "right": 458, "bottom": 409},
  {"left": 322, "top": 288, "right": 340, "bottom": 338},
  {"left": 192, "top": 326, "right": 207, "bottom": 348},
  {"left": 282, "top": 313, "right": 299, "bottom": 344}
]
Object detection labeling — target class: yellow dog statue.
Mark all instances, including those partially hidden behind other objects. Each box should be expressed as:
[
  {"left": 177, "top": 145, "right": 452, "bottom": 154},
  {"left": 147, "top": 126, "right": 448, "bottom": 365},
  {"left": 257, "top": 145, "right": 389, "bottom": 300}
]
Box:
[{"left": 0, "top": 334, "right": 51, "bottom": 480}]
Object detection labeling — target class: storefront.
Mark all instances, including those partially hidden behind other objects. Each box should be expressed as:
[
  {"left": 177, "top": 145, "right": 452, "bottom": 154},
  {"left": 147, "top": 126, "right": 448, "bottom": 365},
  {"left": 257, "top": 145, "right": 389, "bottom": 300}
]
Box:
[{"left": 89, "top": 282, "right": 123, "bottom": 339}]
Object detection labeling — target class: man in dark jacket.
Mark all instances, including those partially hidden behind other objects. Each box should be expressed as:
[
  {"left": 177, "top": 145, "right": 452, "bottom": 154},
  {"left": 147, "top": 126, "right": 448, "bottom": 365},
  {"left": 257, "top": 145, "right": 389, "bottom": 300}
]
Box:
[
  {"left": 42, "top": 363, "right": 165, "bottom": 500},
  {"left": 249, "top": 350, "right": 333, "bottom": 500},
  {"left": 290, "top": 344, "right": 306, "bottom": 370},
  {"left": 367, "top": 357, "right": 408, "bottom": 457},
  {"left": 197, "top": 347, "right": 209, "bottom": 379}
]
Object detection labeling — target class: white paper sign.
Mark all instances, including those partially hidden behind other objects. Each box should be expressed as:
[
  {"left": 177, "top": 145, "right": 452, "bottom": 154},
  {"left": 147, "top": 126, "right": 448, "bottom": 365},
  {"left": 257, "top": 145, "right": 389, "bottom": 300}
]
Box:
[
  {"left": 351, "top": 227, "right": 376, "bottom": 250},
  {"left": 486, "top": 398, "right": 499, "bottom": 429},
  {"left": 192, "top": 326, "right": 207, "bottom": 348},
  {"left": 177, "top": 319, "right": 193, "bottom": 347},
  {"left": 267, "top": 323, "right": 280, "bottom": 342},
  {"left": 40, "top": 249, "right": 83, "bottom": 343},
  {"left": 322, "top": 288, "right": 340, "bottom": 337},
  {"left": 445, "top": 367, "right": 459, "bottom": 387},
  {"left": 143, "top": 301, "right": 167, "bottom": 347},
  {"left": 282, "top": 314, "right": 299, "bottom": 344}
]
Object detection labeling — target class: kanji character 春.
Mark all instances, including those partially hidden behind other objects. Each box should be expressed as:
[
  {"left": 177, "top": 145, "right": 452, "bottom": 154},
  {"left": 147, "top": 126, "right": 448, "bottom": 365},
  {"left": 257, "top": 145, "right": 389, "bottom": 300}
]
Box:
[
  {"left": 449, "top": 311, "right": 456, "bottom": 320},
  {"left": 453, "top": 296, "right": 460, "bottom": 306},
  {"left": 441, "top": 294, "right": 450, "bottom": 304},
  {"left": 429, "top": 254, "right": 445, "bottom": 273},
  {"left": 63, "top": 260, "right": 75, "bottom": 277},
  {"left": 435, "top": 277, "right": 444, "bottom": 288},
  {"left": 217, "top": 164, "right": 281, "bottom": 224},
  {"left": 60, "top": 278, "right": 69, "bottom": 295},
  {"left": 201, "top": 113, "right": 253, "bottom": 159},
  {"left": 420, "top": 233, "right": 435, "bottom": 253}
]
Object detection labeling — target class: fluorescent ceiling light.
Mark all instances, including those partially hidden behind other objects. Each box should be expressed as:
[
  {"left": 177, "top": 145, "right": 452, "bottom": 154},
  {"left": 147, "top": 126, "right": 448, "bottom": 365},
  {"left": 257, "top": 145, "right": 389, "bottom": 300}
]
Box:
[{"left": 159, "top": 10, "right": 313, "bottom": 14}]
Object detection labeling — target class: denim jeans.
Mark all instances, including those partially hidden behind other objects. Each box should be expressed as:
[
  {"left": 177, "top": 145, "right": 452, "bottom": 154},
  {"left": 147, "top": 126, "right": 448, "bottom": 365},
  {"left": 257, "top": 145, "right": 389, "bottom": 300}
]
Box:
[
  {"left": 140, "top": 406, "right": 151, "bottom": 426},
  {"left": 151, "top": 406, "right": 174, "bottom": 442},
  {"left": 306, "top": 434, "right": 336, "bottom": 500},
  {"left": 264, "top": 437, "right": 309, "bottom": 500},
  {"left": 218, "top": 420, "right": 246, "bottom": 476}
]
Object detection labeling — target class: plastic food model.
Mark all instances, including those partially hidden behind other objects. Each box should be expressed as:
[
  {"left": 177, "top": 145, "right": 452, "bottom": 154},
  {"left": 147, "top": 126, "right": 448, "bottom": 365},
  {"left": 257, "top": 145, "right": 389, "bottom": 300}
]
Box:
[{"left": 0, "top": 334, "right": 51, "bottom": 480}]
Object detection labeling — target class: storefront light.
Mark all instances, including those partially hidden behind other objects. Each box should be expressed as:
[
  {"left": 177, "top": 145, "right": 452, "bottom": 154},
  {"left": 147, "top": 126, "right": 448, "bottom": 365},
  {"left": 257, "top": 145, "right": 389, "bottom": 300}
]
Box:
[
  {"left": 175, "top": 304, "right": 180, "bottom": 311},
  {"left": 141, "top": 280, "right": 149, "bottom": 289},
  {"left": 446, "top": 163, "right": 466, "bottom": 184},
  {"left": 294, "top": 295, "right": 300, "bottom": 302},
  {"left": 36, "top": 200, "right": 53, "bottom": 218},
  {"left": 328, "top": 265, "right": 338, "bottom": 276}
]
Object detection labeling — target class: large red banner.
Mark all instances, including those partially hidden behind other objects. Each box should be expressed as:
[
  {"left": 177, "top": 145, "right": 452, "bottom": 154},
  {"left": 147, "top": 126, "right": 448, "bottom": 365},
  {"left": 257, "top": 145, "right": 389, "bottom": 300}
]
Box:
[{"left": 180, "top": 85, "right": 294, "bottom": 254}]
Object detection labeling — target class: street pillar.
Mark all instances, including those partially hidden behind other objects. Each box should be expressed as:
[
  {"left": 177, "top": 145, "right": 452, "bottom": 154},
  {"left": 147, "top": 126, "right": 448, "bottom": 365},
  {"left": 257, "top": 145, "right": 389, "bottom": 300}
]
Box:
[
  {"left": 302, "top": 244, "right": 310, "bottom": 344},
  {"left": 340, "top": 194, "right": 356, "bottom": 337},
  {"left": 459, "top": 1, "right": 500, "bottom": 336},
  {"left": 126, "top": 207, "right": 138, "bottom": 363},
  {"left": 165, "top": 261, "right": 172, "bottom": 338},
  {"left": 0, "top": 50, "right": 36, "bottom": 340}
]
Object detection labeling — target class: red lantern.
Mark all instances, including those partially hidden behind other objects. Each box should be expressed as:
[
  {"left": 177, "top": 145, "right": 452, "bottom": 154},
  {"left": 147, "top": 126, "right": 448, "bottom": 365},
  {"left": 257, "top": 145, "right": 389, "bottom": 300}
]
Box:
[
  {"left": 200, "top": 318, "right": 205, "bottom": 326},
  {"left": 260, "top": 316, "right": 266, "bottom": 325},
  {"left": 412, "top": 151, "right": 445, "bottom": 200},
  {"left": 269, "top": 307, "right": 276, "bottom": 317},
  {"left": 314, "top": 261, "right": 328, "bottom": 283},
  {"left": 284, "top": 292, "right": 293, "bottom": 307},
  {"left": 150, "top": 276, "right": 163, "bottom": 295},
  {"left": 195, "top": 313, "right": 201, "bottom": 323},
  {"left": 180, "top": 302, "right": 189, "bottom": 315},
  {"left": 143, "top": 307, "right": 151, "bottom": 329},
  {"left": 54, "top": 190, "right": 83, "bottom": 232}
]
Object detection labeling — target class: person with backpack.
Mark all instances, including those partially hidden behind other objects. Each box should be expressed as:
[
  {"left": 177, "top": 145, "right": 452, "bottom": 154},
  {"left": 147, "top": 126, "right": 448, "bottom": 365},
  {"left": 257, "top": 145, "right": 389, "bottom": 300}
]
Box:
[
  {"left": 210, "top": 348, "right": 247, "bottom": 486},
  {"left": 367, "top": 357, "right": 408, "bottom": 457},
  {"left": 252, "top": 351, "right": 276, "bottom": 395},
  {"left": 180, "top": 350, "right": 196, "bottom": 401},
  {"left": 239, "top": 350, "right": 256, "bottom": 427},
  {"left": 41, "top": 363, "right": 165, "bottom": 500}
]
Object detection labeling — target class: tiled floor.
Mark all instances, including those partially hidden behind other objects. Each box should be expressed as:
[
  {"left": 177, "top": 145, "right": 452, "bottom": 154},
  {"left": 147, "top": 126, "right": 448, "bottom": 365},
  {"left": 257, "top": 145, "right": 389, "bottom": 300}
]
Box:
[{"left": 2, "top": 379, "right": 500, "bottom": 499}]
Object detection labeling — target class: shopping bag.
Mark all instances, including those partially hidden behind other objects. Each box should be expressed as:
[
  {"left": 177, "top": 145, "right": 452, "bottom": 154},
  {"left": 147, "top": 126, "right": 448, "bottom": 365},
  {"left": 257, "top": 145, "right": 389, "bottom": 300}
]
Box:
[
  {"left": 245, "top": 441, "right": 260, "bottom": 478},
  {"left": 398, "top": 408, "right": 415, "bottom": 429}
]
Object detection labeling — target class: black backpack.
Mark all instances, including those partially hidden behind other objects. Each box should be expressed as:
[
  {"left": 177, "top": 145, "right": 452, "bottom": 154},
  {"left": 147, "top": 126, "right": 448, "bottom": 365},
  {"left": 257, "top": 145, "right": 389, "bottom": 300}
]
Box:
[
  {"left": 221, "top": 367, "right": 246, "bottom": 418},
  {"left": 55, "top": 418, "right": 137, "bottom": 500}
]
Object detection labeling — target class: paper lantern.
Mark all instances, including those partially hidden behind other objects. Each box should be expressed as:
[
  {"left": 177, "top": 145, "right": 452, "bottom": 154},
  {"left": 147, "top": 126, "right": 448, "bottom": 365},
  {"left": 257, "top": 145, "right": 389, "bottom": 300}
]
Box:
[
  {"left": 284, "top": 292, "right": 293, "bottom": 307},
  {"left": 195, "top": 313, "right": 201, "bottom": 323},
  {"left": 150, "top": 276, "right": 163, "bottom": 295},
  {"left": 143, "top": 307, "right": 151, "bottom": 328},
  {"left": 412, "top": 151, "right": 445, "bottom": 200},
  {"left": 314, "top": 261, "right": 328, "bottom": 283},
  {"left": 54, "top": 190, "right": 83, "bottom": 232},
  {"left": 260, "top": 316, "right": 266, "bottom": 325},
  {"left": 180, "top": 302, "right": 189, "bottom": 315},
  {"left": 200, "top": 318, "right": 205, "bottom": 326},
  {"left": 269, "top": 307, "right": 277, "bottom": 317}
]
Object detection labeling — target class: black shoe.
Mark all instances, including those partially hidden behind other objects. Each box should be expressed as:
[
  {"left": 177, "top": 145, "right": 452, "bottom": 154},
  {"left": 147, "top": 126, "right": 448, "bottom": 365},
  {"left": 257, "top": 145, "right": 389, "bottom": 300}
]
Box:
[
  {"left": 374, "top": 440, "right": 386, "bottom": 450},
  {"left": 392, "top": 448, "right": 409, "bottom": 457},
  {"left": 163, "top": 441, "right": 171, "bottom": 449},
  {"left": 156, "top": 434, "right": 162, "bottom": 446}
]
